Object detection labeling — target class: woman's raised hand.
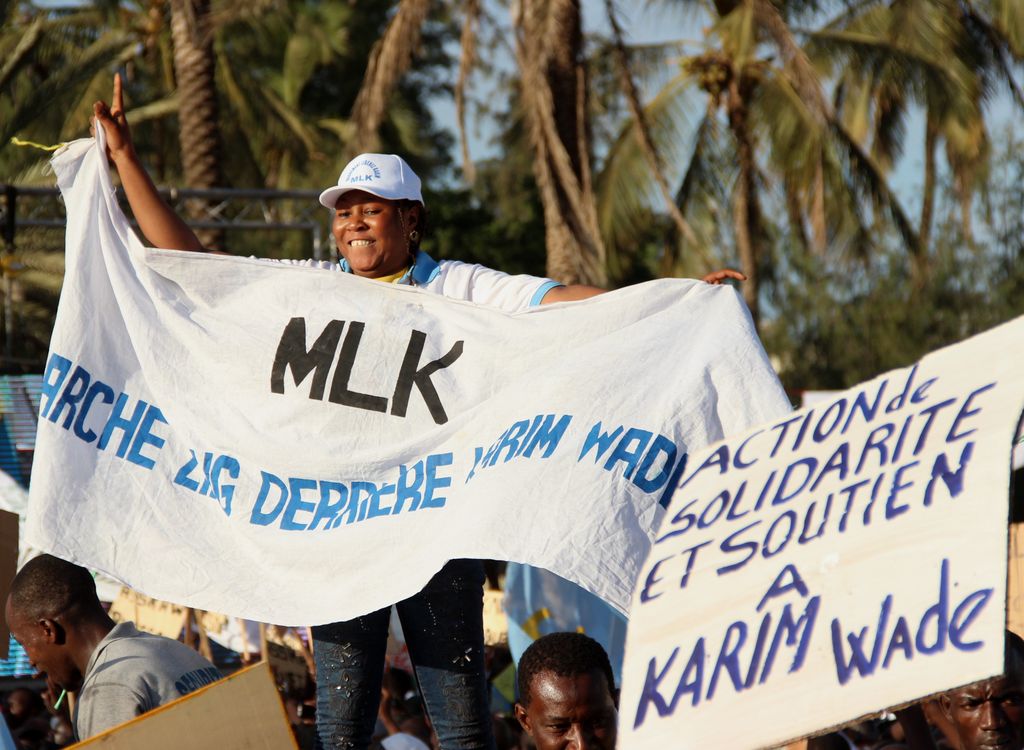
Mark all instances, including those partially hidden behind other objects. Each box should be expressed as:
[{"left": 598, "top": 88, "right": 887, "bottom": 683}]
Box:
[{"left": 91, "top": 73, "right": 135, "bottom": 164}]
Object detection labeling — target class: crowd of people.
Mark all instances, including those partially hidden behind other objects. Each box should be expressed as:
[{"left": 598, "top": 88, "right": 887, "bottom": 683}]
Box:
[
  {"left": 1, "top": 685, "right": 73, "bottom": 749},
  {"left": 3, "top": 618, "right": 1024, "bottom": 750},
  {"left": 1, "top": 75, "right": 1018, "bottom": 750},
  {"left": 4, "top": 552, "right": 1024, "bottom": 750}
]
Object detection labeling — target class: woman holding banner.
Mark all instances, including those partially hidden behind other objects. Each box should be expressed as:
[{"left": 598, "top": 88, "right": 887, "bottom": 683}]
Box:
[{"left": 91, "top": 74, "right": 742, "bottom": 749}]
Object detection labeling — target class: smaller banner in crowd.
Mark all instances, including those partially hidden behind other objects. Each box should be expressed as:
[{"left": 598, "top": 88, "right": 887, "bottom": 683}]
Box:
[
  {"left": 482, "top": 589, "right": 508, "bottom": 646},
  {"left": 263, "top": 626, "right": 312, "bottom": 694},
  {"left": 1007, "top": 524, "right": 1024, "bottom": 638},
  {"left": 619, "top": 316, "right": 1024, "bottom": 749},
  {"left": 73, "top": 662, "right": 297, "bottom": 749},
  {"left": 27, "top": 137, "right": 790, "bottom": 625}
]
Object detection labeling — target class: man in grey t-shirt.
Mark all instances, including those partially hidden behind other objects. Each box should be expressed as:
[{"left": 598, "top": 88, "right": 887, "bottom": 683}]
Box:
[{"left": 4, "top": 554, "right": 220, "bottom": 740}]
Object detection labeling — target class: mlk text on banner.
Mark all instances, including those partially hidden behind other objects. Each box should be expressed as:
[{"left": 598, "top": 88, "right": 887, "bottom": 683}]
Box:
[
  {"left": 25, "top": 136, "right": 790, "bottom": 625},
  {"left": 618, "top": 315, "right": 1024, "bottom": 749}
]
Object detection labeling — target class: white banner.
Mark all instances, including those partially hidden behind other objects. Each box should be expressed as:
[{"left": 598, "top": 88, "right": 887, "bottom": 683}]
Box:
[
  {"left": 619, "top": 316, "right": 1024, "bottom": 749},
  {"left": 27, "top": 138, "right": 790, "bottom": 626}
]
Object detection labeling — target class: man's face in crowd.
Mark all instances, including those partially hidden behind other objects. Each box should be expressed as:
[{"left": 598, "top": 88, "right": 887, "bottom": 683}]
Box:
[
  {"left": 515, "top": 668, "right": 617, "bottom": 750},
  {"left": 941, "top": 672, "right": 1024, "bottom": 750},
  {"left": 4, "top": 596, "right": 82, "bottom": 692}
]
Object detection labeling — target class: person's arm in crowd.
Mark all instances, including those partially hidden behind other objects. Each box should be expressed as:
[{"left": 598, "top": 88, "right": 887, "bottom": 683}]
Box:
[
  {"left": 540, "top": 268, "right": 747, "bottom": 304},
  {"left": 91, "top": 74, "right": 204, "bottom": 252}
]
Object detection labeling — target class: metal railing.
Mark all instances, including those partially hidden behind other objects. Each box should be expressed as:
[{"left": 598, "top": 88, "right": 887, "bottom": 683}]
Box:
[
  {"left": 1, "top": 184, "right": 334, "bottom": 258},
  {"left": 0, "top": 184, "right": 336, "bottom": 369}
]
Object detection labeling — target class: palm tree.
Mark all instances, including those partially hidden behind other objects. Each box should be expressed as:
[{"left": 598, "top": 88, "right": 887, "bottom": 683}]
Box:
[
  {"left": 0, "top": 3, "right": 137, "bottom": 180},
  {"left": 213, "top": 1, "right": 355, "bottom": 190},
  {"left": 814, "top": 0, "right": 1024, "bottom": 264},
  {"left": 598, "top": 0, "right": 918, "bottom": 326},
  {"left": 511, "top": 0, "right": 607, "bottom": 286},
  {"left": 0, "top": 2, "right": 140, "bottom": 366},
  {"left": 348, "top": 0, "right": 431, "bottom": 157}
]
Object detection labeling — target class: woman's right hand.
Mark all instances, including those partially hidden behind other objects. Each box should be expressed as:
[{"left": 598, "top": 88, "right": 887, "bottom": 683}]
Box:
[
  {"left": 85, "top": 72, "right": 205, "bottom": 252},
  {"left": 90, "top": 73, "right": 135, "bottom": 165}
]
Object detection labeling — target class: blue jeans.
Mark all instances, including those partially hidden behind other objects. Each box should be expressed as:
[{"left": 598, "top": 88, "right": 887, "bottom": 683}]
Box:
[{"left": 312, "top": 559, "right": 495, "bottom": 750}]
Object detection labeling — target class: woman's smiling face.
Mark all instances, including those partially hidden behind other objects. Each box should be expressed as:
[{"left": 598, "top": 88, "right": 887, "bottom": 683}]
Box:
[{"left": 332, "top": 190, "right": 420, "bottom": 279}]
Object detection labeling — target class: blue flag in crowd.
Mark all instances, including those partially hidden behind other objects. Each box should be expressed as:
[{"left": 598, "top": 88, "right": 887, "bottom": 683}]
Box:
[{"left": 504, "top": 563, "right": 627, "bottom": 690}]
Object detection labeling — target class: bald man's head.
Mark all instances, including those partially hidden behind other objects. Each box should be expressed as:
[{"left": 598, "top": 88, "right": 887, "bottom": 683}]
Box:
[
  {"left": 8, "top": 554, "right": 101, "bottom": 621},
  {"left": 4, "top": 554, "right": 107, "bottom": 692}
]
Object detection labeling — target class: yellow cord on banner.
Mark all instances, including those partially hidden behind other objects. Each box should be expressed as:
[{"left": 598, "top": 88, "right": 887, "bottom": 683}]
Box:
[{"left": 10, "top": 136, "right": 66, "bottom": 152}]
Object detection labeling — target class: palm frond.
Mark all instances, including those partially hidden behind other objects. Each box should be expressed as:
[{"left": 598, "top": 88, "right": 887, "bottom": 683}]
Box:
[
  {"left": 2, "top": 31, "right": 135, "bottom": 145},
  {"left": 960, "top": 4, "right": 1024, "bottom": 109},
  {"left": 870, "top": 83, "right": 907, "bottom": 172},
  {"left": 0, "top": 16, "right": 44, "bottom": 92},
  {"left": 597, "top": 71, "right": 714, "bottom": 267},
  {"left": 829, "top": 119, "right": 921, "bottom": 262},
  {"left": 604, "top": 0, "right": 698, "bottom": 245},
  {"left": 752, "top": 0, "right": 830, "bottom": 122}
]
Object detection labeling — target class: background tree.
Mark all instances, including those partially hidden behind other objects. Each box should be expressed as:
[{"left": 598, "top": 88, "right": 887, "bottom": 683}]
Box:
[
  {"left": 1, "top": 0, "right": 1022, "bottom": 382},
  {"left": 169, "top": 0, "right": 224, "bottom": 248},
  {"left": 814, "top": 0, "right": 1024, "bottom": 275},
  {"left": 595, "top": 0, "right": 918, "bottom": 327},
  {"left": 765, "top": 126, "right": 1024, "bottom": 390}
]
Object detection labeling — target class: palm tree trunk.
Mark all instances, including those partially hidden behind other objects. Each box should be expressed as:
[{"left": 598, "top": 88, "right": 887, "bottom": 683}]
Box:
[
  {"left": 349, "top": 0, "right": 430, "bottom": 156},
  {"left": 726, "top": 77, "right": 762, "bottom": 328},
  {"left": 918, "top": 114, "right": 938, "bottom": 270},
  {"left": 169, "top": 0, "right": 224, "bottom": 250},
  {"left": 785, "top": 179, "right": 811, "bottom": 256},
  {"left": 455, "top": 0, "right": 481, "bottom": 183},
  {"left": 514, "top": 0, "right": 606, "bottom": 286}
]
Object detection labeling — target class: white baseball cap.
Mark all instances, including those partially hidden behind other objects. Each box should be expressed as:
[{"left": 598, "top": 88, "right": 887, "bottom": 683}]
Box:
[{"left": 319, "top": 153, "right": 424, "bottom": 208}]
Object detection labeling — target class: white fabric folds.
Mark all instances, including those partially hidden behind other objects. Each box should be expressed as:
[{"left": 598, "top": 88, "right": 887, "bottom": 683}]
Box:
[{"left": 26, "top": 137, "right": 791, "bottom": 625}]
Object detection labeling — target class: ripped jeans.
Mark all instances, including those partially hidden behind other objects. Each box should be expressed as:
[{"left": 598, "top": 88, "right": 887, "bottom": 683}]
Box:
[{"left": 312, "top": 559, "right": 495, "bottom": 750}]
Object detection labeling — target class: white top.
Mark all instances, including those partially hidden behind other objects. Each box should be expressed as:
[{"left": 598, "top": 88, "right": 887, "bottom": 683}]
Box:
[{"left": 267, "top": 251, "right": 563, "bottom": 313}]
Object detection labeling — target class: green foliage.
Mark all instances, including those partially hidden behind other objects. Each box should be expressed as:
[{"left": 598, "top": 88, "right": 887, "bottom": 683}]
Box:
[
  {"left": 765, "top": 129, "right": 1024, "bottom": 391},
  {"left": 2, "top": 0, "right": 1023, "bottom": 391}
]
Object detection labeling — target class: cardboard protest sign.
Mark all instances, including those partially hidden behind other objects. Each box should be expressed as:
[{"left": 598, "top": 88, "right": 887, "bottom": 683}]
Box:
[
  {"left": 262, "top": 626, "right": 311, "bottom": 693},
  {"left": 483, "top": 589, "right": 508, "bottom": 646},
  {"left": 28, "top": 135, "right": 790, "bottom": 625},
  {"left": 619, "top": 316, "right": 1024, "bottom": 749},
  {"left": 0, "top": 509, "right": 18, "bottom": 659},
  {"left": 1008, "top": 523, "right": 1024, "bottom": 638},
  {"left": 108, "top": 587, "right": 187, "bottom": 639},
  {"left": 198, "top": 610, "right": 228, "bottom": 634},
  {"left": 71, "top": 661, "right": 297, "bottom": 749}
]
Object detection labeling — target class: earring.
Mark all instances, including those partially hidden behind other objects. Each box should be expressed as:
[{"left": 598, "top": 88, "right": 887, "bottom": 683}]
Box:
[{"left": 409, "top": 230, "right": 420, "bottom": 243}]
